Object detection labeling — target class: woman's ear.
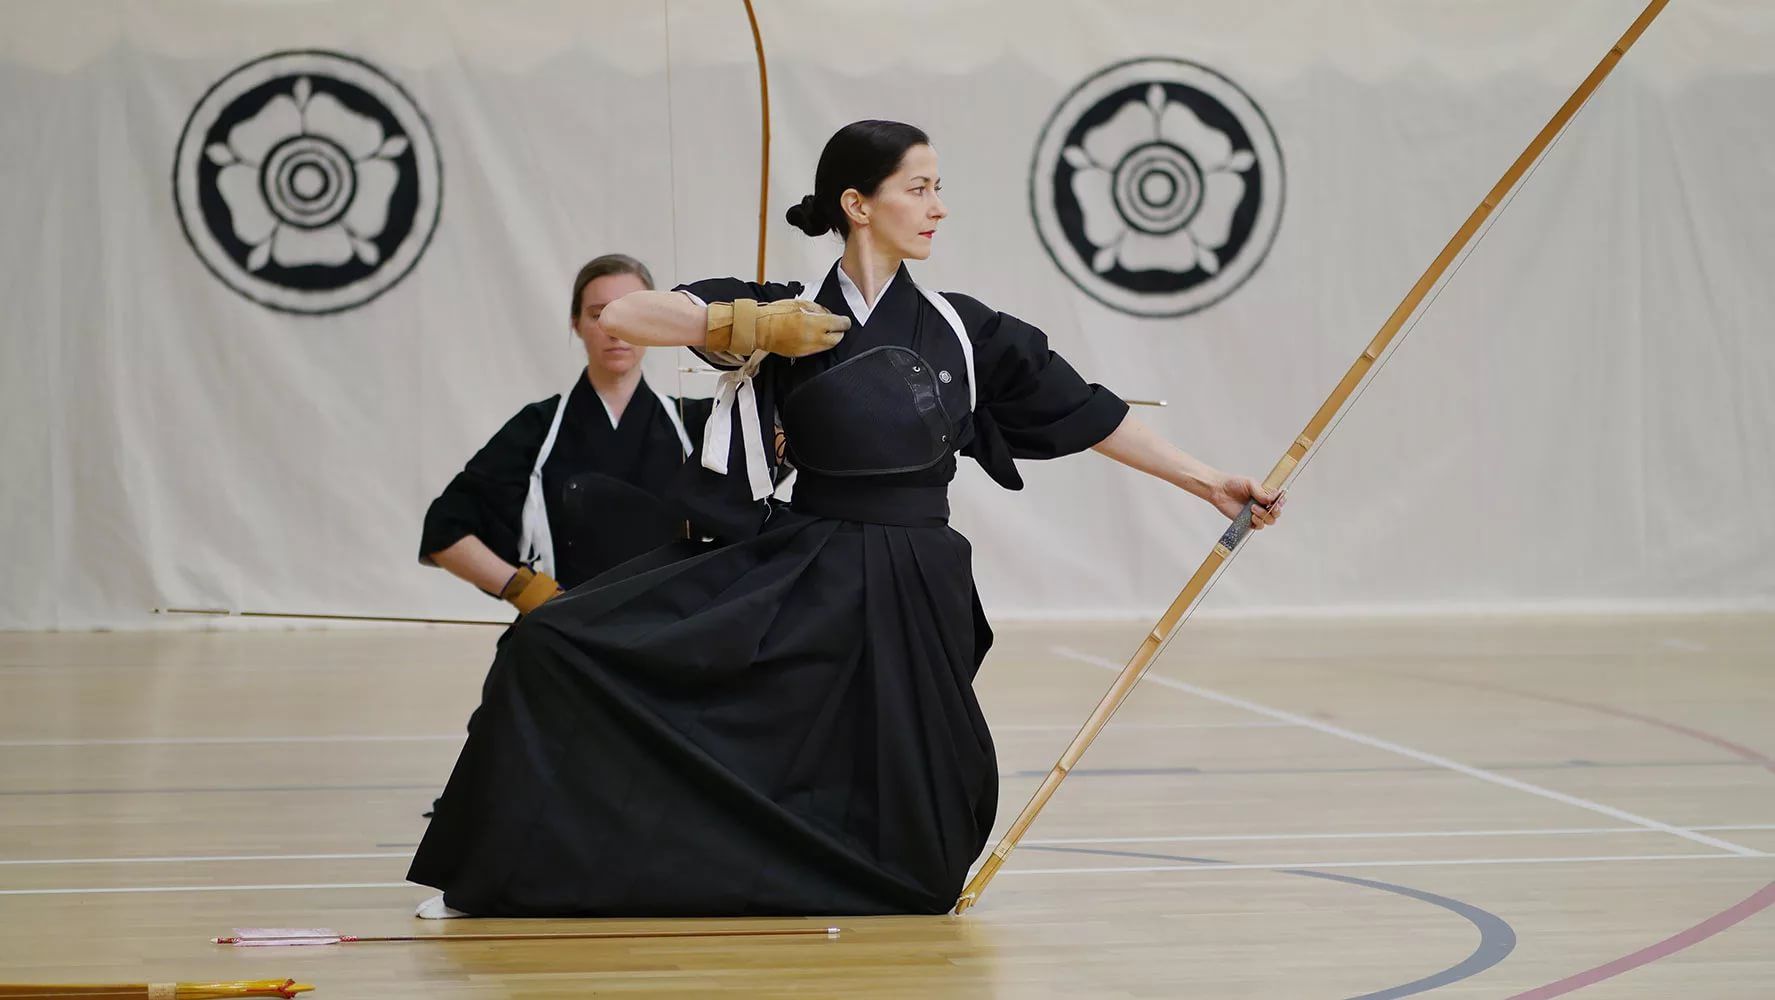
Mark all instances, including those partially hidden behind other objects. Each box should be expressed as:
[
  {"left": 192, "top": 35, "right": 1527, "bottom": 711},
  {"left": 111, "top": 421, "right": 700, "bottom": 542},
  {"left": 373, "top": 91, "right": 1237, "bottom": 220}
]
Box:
[{"left": 840, "top": 188, "right": 869, "bottom": 229}]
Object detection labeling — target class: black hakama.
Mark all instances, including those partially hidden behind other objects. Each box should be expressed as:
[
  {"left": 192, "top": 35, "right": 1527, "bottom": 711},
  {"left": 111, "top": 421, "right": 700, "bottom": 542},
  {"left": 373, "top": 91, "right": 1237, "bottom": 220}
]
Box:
[{"left": 408, "top": 263, "right": 1128, "bottom": 915}]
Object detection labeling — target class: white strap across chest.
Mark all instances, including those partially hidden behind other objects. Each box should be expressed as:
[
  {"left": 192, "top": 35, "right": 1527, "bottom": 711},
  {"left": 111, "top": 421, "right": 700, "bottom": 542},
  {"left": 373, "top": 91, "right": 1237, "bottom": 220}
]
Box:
[
  {"left": 518, "top": 378, "right": 690, "bottom": 575},
  {"left": 914, "top": 282, "right": 977, "bottom": 412},
  {"left": 518, "top": 389, "right": 571, "bottom": 578}
]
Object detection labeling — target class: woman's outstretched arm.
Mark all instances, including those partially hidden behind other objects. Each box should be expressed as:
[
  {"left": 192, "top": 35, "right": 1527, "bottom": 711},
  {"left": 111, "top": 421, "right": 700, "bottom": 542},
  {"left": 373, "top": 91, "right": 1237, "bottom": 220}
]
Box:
[
  {"left": 603, "top": 290, "right": 848, "bottom": 356},
  {"left": 1092, "top": 414, "right": 1285, "bottom": 529},
  {"left": 600, "top": 290, "right": 708, "bottom": 347}
]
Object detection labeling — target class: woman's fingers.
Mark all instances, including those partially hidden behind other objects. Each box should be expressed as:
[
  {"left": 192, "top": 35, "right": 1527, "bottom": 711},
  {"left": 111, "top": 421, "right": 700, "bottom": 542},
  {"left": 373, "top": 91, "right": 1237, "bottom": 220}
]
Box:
[
  {"left": 1219, "top": 478, "right": 1284, "bottom": 530},
  {"left": 1249, "top": 490, "right": 1286, "bottom": 529}
]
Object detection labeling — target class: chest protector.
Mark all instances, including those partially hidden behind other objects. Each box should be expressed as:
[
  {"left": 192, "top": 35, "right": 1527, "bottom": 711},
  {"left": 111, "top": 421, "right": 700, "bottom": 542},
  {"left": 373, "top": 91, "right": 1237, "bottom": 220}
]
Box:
[{"left": 781, "top": 346, "right": 953, "bottom": 476}]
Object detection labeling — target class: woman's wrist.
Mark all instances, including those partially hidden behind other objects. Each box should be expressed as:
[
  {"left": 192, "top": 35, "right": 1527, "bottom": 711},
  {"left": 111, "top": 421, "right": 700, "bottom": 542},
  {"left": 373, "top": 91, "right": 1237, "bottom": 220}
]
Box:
[{"left": 1172, "top": 458, "right": 1226, "bottom": 501}]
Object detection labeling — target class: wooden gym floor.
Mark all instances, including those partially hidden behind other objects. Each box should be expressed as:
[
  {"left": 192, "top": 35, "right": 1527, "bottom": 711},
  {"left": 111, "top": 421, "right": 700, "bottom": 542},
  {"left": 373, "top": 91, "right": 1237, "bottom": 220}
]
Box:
[{"left": 1, "top": 614, "right": 1771, "bottom": 998}]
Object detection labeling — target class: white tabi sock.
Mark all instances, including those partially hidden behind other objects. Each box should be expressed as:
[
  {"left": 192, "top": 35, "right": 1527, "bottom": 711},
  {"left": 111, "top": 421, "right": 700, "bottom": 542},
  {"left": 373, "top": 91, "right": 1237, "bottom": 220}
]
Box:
[{"left": 414, "top": 893, "right": 470, "bottom": 919}]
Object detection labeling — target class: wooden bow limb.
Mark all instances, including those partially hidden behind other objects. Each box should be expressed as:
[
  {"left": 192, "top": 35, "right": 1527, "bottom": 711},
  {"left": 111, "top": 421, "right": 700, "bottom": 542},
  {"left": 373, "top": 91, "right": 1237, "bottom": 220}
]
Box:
[
  {"left": 0, "top": 981, "right": 312, "bottom": 1000},
  {"left": 742, "top": 0, "right": 771, "bottom": 285},
  {"left": 953, "top": 0, "right": 1673, "bottom": 914},
  {"left": 667, "top": 1, "right": 772, "bottom": 452}
]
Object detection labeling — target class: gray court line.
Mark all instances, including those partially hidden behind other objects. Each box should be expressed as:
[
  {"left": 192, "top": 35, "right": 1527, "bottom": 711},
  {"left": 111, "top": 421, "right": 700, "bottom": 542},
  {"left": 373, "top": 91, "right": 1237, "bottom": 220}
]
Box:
[
  {"left": 1030, "top": 845, "right": 1516, "bottom": 999},
  {"left": 0, "top": 722, "right": 1288, "bottom": 748},
  {"left": 12, "top": 853, "right": 1756, "bottom": 896},
  {"left": 1303, "top": 870, "right": 1517, "bottom": 1000},
  {"left": 1, "top": 758, "right": 1757, "bottom": 797},
  {"left": 10, "top": 825, "right": 1775, "bottom": 865}
]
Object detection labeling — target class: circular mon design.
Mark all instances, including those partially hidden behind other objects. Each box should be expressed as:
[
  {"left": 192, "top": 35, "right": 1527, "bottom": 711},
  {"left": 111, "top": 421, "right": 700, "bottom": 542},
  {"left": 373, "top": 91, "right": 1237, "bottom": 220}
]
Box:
[
  {"left": 173, "top": 50, "right": 442, "bottom": 314},
  {"left": 1031, "top": 57, "right": 1284, "bottom": 318}
]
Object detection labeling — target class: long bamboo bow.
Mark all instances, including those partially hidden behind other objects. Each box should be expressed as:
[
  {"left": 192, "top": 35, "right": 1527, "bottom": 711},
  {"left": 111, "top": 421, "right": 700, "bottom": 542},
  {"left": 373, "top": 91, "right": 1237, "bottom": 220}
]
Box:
[
  {"left": 954, "top": 0, "right": 1675, "bottom": 914},
  {"left": 666, "top": 0, "right": 774, "bottom": 496},
  {"left": 743, "top": 0, "right": 771, "bottom": 284}
]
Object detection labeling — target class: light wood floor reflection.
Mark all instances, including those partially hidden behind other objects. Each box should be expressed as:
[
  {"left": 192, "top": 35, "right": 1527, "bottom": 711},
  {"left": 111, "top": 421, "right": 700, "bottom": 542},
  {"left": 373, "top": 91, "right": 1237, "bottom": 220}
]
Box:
[{"left": 2, "top": 615, "right": 1772, "bottom": 998}]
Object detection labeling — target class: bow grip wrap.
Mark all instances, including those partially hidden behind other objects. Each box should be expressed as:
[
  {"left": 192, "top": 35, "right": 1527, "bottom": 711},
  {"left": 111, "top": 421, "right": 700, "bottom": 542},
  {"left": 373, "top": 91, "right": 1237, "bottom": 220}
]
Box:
[{"left": 1217, "top": 501, "right": 1257, "bottom": 553}]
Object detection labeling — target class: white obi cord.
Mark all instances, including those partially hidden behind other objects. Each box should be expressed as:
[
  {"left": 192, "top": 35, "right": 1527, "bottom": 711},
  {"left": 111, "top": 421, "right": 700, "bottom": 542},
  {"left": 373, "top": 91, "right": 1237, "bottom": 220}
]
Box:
[
  {"left": 705, "top": 350, "right": 774, "bottom": 500},
  {"left": 680, "top": 285, "right": 778, "bottom": 501},
  {"left": 686, "top": 262, "right": 975, "bottom": 501},
  {"left": 517, "top": 378, "right": 691, "bottom": 577}
]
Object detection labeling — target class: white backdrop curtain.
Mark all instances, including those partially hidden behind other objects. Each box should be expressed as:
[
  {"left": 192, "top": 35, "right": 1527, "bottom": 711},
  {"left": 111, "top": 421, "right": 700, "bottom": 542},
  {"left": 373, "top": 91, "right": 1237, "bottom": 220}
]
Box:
[{"left": 2, "top": 0, "right": 1771, "bottom": 629}]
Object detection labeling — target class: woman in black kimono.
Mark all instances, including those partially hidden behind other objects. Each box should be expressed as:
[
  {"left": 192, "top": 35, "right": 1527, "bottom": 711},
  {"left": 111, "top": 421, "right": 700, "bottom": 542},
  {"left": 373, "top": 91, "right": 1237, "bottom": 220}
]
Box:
[
  {"left": 419, "top": 254, "right": 713, "bottom": 615},
  {"left": 409, "top": 121, "right": 1282, "bottom": 918}
]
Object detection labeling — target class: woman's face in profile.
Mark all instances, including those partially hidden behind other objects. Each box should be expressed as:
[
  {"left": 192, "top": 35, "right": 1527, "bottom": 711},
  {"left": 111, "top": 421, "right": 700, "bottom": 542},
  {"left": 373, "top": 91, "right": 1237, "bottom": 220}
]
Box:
[
  {"left": 575, "top": 272, "right": 649, "bottom": 374},
  {"left": 856, "top": 143, "right": 946, "bottom": 261}
]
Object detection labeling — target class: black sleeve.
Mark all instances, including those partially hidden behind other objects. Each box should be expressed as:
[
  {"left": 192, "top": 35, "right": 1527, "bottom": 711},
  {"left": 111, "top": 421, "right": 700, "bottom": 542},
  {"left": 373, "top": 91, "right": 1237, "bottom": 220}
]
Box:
[
  {"left": 675, "top": 395, "right": 716, "bottom": 447},
  {"left": 672, "top": 276, "right": 803, "bottom": 370},
  {"left": 947, "top": 293, "right": 1130, "bottom": 490},
  {"left": 418, "top": 400, "right": 555, "bottom": 566}
]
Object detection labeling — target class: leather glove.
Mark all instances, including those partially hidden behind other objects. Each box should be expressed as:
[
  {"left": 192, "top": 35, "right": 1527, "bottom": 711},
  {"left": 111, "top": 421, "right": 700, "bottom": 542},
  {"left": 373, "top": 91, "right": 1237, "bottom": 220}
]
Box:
[
  {"left": 705, "top": 299, "right": 848, "bottom": 358},
  {"left": 500, "top": 566, "right": 562, "bottom": 616}
]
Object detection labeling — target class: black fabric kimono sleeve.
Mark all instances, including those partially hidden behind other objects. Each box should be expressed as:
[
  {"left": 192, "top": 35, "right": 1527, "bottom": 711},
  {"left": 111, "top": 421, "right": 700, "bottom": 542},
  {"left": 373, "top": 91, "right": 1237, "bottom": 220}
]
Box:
[
  {"left": 418, "top": 399, "right": 556, "bottom": 566},
  {"left": 946, "top": 293, "right": 1130, "bottom": 490}
]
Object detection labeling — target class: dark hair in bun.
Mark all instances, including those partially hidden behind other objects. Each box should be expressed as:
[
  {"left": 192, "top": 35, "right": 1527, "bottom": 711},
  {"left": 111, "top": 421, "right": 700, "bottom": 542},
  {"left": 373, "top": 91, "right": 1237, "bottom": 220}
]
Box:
[
  {"left": 784, "top": 119, "right": 931, "bottom": 239},
  {"left": 784, "top": 194, "right": 827, "bottom": 237}
]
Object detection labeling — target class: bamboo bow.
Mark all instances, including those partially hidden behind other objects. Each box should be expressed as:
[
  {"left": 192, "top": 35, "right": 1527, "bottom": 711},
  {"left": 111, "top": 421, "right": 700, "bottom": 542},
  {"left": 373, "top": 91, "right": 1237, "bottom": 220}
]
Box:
[
  {"left": 954, "top": 0, "right": 1675, "bottom": 913},
  {"left": 743, "top": 0, "right": 771, "bottom": 285},
  {"left": 666, "top": 0, "right": 772, "bottom": 470}
]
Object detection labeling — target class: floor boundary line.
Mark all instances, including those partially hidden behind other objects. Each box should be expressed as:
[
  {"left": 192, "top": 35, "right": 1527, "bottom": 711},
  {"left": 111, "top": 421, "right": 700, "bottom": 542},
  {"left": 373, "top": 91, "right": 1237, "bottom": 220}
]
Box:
[{"left": 1052, "top": 646, "right": 1766, "bottom": 858}]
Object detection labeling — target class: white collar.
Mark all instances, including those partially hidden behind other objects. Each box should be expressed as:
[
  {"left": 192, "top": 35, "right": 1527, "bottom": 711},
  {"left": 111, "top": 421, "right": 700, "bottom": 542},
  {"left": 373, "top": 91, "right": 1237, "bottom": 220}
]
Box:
[{"left": 834, "top": 263, "right": 897, "bottom": 326}]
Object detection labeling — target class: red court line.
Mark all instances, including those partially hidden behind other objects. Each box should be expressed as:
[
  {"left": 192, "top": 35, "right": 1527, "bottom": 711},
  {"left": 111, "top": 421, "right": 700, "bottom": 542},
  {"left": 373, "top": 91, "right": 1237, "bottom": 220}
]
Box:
[
  {"left": 1388, "top": 671, "right": 1775, "bottom": 776},
  {"left": 1506, "top": 881, "right": 1775, "bottom": 998},
  {"left": 1506, "top": 689, "right": 1775, "bottom": 776},
  {"left": 1387, "top": 668, "right": 1774, "bottom": 995}
]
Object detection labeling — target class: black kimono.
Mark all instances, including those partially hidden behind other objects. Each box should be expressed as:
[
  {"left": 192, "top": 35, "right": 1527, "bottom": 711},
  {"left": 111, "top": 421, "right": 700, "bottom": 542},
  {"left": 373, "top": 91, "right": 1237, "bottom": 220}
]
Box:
[
  {"left": 409, "top": 262, "right": 1128, "bottom": 915},
  {"left": 420, "top": 375, "right": 713, "bottom": 591}
]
